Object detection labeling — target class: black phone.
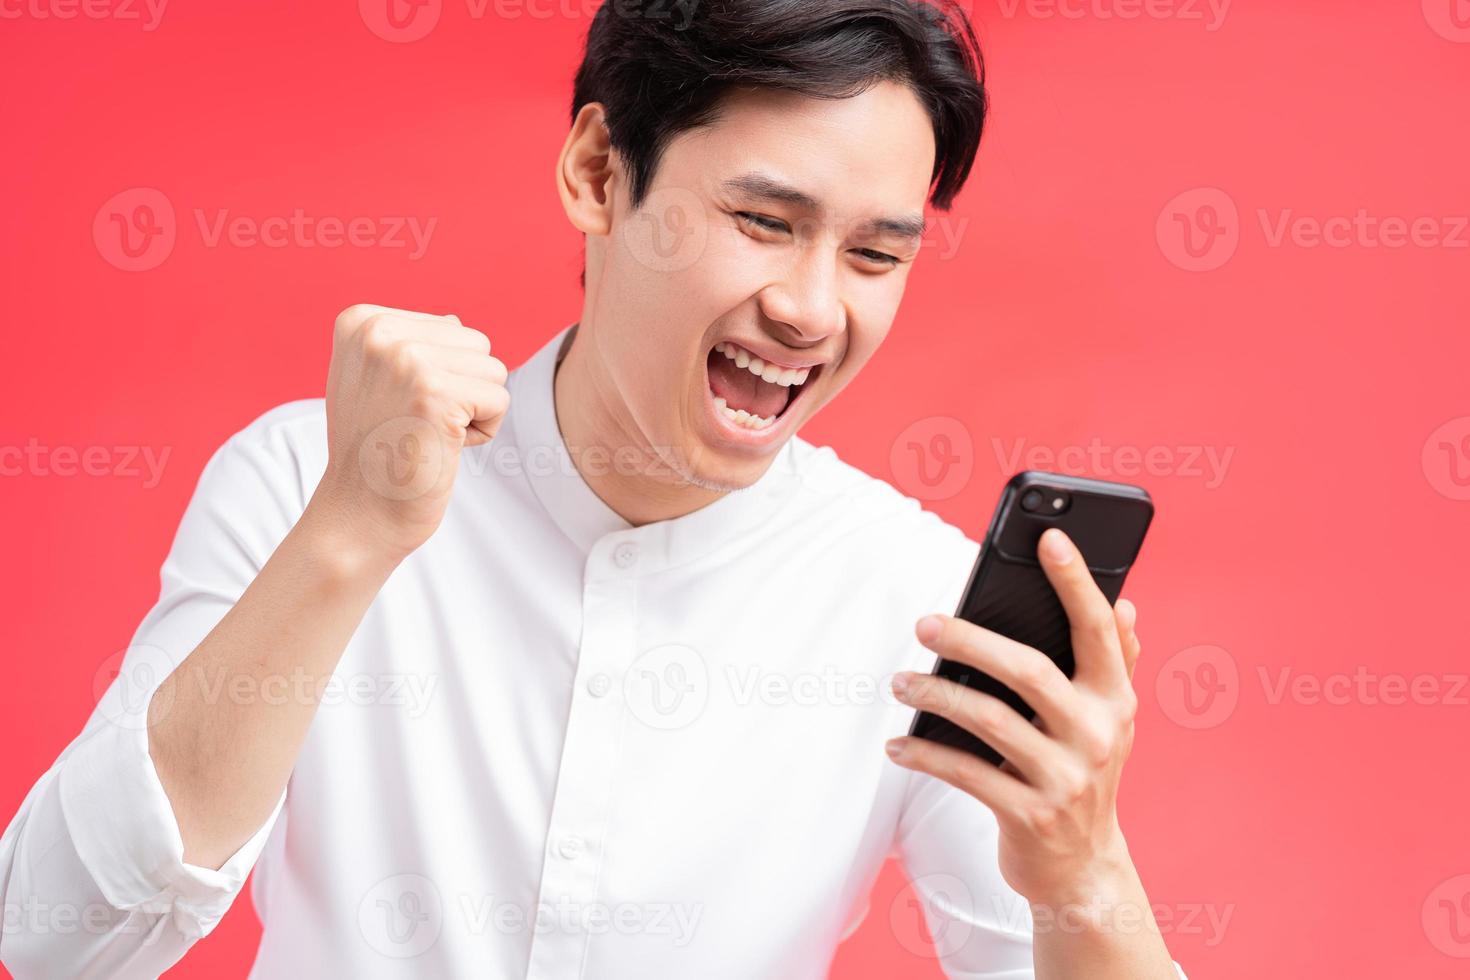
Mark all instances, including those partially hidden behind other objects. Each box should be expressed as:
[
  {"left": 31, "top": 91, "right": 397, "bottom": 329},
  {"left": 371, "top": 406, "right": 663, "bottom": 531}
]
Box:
[{"left": 907, "top": 471, "right": 1154, "bottom": 765}]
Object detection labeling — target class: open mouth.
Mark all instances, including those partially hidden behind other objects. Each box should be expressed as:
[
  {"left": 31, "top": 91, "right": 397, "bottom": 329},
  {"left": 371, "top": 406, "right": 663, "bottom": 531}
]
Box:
[{"left": 705, "top": 341, "right": 823, "bottom": 433}]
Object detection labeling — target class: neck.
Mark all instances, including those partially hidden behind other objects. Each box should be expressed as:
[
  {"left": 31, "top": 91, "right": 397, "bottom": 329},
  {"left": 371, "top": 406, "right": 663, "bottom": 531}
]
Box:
[{"left": 552, "top": 323, "right": 728, "bottom": 527}]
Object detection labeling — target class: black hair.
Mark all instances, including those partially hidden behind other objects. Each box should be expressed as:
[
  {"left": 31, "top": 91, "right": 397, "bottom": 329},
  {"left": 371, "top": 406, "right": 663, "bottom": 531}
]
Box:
[{"left": 569, "top": 0, "right": 989, "bottom": 285}]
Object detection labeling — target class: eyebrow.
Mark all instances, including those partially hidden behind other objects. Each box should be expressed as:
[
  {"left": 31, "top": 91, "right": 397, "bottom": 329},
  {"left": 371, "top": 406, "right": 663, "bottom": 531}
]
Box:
[{"left": 719, "top": 171, "right": 928, "bottom": 241}]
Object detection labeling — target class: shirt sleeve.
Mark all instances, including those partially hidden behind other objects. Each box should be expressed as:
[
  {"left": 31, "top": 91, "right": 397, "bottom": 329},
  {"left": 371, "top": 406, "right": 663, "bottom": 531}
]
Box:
[
  {"left": 893, "top": 772, "right": 1190, "bottom": 980},
  {"left": 0, "top": 404, "right": 317, "bottom": 979}
]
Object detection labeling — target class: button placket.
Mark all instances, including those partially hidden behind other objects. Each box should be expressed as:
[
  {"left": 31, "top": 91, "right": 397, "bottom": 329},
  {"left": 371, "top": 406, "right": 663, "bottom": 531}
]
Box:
[{"left": 523, "top": 566, "right": 636, "bottom": 979}]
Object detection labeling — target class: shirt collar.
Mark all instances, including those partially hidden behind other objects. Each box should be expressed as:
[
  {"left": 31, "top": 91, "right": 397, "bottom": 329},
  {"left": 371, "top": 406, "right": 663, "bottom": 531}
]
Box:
[{"left": 504, "top": 323, "right": 802, "bottom": 570}]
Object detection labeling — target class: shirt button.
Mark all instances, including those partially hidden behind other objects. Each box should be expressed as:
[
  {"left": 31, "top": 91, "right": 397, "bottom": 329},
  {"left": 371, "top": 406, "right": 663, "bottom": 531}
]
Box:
[
  {"left": 558, "top": 836, "right": 586, "bottom": 860},
  {"left": 587, "top": 673, "right": 611, "bottom": 698},
  {"left": 612, "top": 542, "right": 639, "bottom": 569}
]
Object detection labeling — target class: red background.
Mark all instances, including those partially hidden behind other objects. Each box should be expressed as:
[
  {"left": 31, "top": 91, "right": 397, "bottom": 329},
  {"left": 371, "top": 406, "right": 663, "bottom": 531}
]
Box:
[{"left": 3, "top": 1, "right": 1468, "bottom": 977}]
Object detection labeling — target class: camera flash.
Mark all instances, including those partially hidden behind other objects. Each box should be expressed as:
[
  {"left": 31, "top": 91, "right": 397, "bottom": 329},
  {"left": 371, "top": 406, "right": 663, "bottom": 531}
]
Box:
[{"left": 1052, "top": 497, "right": 1064, "bottom": 510}]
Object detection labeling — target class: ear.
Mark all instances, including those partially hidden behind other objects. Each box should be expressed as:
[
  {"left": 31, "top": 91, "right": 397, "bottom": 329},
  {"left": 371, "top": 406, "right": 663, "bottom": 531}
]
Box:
[{"left": 556, "top": 102, "right": 617, "bottom": 237}]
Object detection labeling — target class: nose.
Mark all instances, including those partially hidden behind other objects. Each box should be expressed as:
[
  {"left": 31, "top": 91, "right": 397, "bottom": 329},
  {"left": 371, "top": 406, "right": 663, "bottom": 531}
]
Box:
[{"left": 757, "top": 246, "right": 846, "bottom": 345}]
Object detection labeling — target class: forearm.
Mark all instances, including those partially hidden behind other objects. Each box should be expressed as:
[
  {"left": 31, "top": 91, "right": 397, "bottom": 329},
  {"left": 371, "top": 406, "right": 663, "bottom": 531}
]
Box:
[
  {"left": 1031, "top": 840, "right": 1179, "bottom": 980},
  {"left": 146, "top": 499, "right": 397, "bottom": 869}
]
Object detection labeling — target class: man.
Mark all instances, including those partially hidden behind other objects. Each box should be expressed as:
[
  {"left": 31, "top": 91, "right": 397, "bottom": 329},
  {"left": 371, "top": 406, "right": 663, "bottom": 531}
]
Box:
[{"left": 1, "top": 1, "right": 1188, "bottom": 977}]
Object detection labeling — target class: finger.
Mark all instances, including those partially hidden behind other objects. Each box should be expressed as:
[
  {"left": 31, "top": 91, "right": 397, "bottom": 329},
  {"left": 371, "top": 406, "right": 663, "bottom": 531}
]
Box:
[
  {"left": 915, "top": 614, "right": 1084, "bottom": 741},
  {"left": 418, "top": 346, "right": 508, "bottom": 385},
  {"left": 346, "top": 307, "right": 490, "bottom": 354},
  {"left": 885, "top": 735, "right": 1039, "bottom": 816},
  {"left": 443, "top": 376, "right": 511, "bottom": 446},
  {"left": 893, "top": 672, "right": 1066, "bottom": 789},
  {"left": 1037, "top": 529, "right": 1128, "bottom": 687},
  {"left": 399, "top": 318, "right": 491, "bottom": 354},
  {"left": 1115, "top": 598, "right": 1142, "bottom": 681},
  {"left": 337, "top": 303, "right": 462, "bottom": 333}
]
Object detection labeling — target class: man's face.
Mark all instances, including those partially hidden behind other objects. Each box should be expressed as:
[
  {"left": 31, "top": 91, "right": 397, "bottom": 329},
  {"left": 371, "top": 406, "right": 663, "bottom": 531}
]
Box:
[{"left": 584, "top": 80, "right": 937, "bottom": 491}]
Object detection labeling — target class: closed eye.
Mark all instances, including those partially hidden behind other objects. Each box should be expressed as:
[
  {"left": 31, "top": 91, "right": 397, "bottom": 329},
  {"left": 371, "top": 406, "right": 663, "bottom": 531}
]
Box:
[
  {"left": 853, "top": 248, "right": 901, "bottom": 266},
  {"left": 735, "top": 211, "right": 789, "bottom": 233},
  {"left": 737, "top": 211, "right": 903, "bottom": 267}
]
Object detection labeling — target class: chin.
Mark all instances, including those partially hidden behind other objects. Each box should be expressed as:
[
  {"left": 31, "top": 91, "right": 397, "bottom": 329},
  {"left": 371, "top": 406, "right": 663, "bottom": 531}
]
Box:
[{"left": 669, "top": 443, "right": 772, "bottom": 493}]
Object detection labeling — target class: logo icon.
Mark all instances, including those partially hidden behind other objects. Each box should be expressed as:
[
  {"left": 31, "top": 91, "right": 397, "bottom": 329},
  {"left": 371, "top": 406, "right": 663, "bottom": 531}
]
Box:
[
  {"left": 358, "top": 874, "right": 443, "bottom": 958},
  {"left": 1422, "top": 416, "right": 1470, "bottom": 501},
  {"left": 888, "top": 873, "right": 975, "bottom": 959},
  {"left": 94, "top": 188, "right": 176, "bottom": 272},
  {"left": 93, "top": 644, "right": 176, "bottom": 731},
  {"left": 359, "top": 417, "right": 444, "bottom": 501},
  {"left": 1156, "top": 187, "right": 1239, "bottom": 272},
  {"left": 359, "top": 0, "right": 441, "bottom": 42},
  {"left": 1423, "top": 0, "right": 1470, "bottom": 42},
  {"left": 889, "top": 416, "right": 974, "bottom": 501},
  {"left": 1423, "top": 874, "right": 1470, "bottom": 957},
  {"left": 625, "top": 644, "right": 708, "bottom": 730},
  {"left": 1155, "top": 644, "right": 1239, "bottom": 730},
  {"left": 621, "top": 186, "right": 709, "bottom": 273}
]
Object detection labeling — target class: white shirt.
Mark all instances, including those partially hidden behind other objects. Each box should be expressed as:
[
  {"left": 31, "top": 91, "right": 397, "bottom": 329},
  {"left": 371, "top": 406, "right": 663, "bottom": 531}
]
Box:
[{"left": 1, "top": 324, "right": 1186, "bottom": 979}]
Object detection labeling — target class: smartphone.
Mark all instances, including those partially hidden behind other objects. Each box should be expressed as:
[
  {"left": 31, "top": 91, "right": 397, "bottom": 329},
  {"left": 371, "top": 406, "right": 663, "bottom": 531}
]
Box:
[{"left": 907, "top": 471, "right": 1154, "bottom": 765}]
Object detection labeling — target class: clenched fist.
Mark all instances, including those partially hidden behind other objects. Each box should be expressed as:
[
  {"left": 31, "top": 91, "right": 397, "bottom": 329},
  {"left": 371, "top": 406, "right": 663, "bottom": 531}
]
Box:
[{"left": 310, "top": 304, "right": 509, "bottom": 562}]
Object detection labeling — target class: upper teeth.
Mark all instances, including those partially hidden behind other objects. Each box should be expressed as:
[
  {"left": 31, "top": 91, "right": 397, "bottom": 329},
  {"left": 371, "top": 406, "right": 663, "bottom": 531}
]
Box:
[{"left": 714, "top": 342, "right": 812, "bottom": 387}]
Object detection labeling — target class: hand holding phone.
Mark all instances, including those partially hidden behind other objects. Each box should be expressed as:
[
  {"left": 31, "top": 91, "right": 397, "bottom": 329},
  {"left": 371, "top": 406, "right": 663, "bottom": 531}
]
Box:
[{"left": 906, "top": 471, "right": 1153, "bottom": 765}]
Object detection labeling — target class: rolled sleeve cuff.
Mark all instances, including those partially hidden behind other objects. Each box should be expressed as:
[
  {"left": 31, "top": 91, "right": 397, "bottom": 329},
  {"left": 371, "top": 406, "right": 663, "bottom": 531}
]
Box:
[{"left": 57, "top": 716, "right": 284, "bottom": 939}]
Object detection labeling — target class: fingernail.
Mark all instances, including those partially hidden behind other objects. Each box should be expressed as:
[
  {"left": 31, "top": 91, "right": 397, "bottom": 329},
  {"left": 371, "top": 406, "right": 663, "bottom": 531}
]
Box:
[
  {"left": 1041, "top": 528, "right": 1074, "bottom": 564},
  {"left": 891, "top": 672, "right": 910, "bottom": 696},
  {"left": 916, "top": 615, "right": 943, "bottom": 643},
  {"left": 885, "top": 739, "right": 904, "bottom": 760}
]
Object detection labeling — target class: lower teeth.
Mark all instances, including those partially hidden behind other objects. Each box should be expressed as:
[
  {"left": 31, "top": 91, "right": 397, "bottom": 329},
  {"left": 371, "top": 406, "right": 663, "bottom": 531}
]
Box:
[{"left": 712, "top": 395, "right": 775, "bottom": 430}]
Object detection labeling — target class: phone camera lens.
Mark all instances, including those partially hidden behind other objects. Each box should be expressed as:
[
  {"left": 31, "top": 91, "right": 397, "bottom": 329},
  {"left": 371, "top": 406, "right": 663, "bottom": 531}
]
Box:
[{"left": 1021, "top": 488, "right": 1072, "bottom": 515}]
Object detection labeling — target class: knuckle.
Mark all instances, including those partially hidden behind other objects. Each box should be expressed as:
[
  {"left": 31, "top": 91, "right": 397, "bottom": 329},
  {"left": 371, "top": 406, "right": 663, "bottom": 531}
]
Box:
[
  {"left": 1078, "top": 718, "right": 1117, "bottom": 767},
  {"left": 1081, "top": 608, "right": 1118, "bottom": 645},
  {"left": 908, "top": 675, "right": 941, "bottom": 708},
  {"left": 1015, "top": 658, "right": 1057, "bottom": 701},
  {"left": 409, "top": 370, "right": 442, "bottom": 401},
  {"left": 1085, "top": 735, "right": 1115, "bottom": 770},
  {"left": 462, "top": 329, "right": 491, "bottom": 354},
  {"left": 394, "top": 340, "right": 427, "bottom": 374},
  {"left": 1116, "top": 688, "right": 1139, "bottom": 723},
  {"left": 953, "top": 628, "right": 991, "bottom": 668},
  {"left": 1025, "top": 805, "right": 1061, "bottom": 837},
  {"left": 949, "top": 752, "right": 987, "bottom": 790},
  {"left": 968, "top": 696, "right": 1002, "bottom": 732},
  {"left": 359, "top": 315, "right": 396, "bottom": 355},
  {"left": 335, "top": 303, "right": 375, "bottom": 333},
  {"left": 921, "top": 678, "right": 959, "bottom": 716},
  {"left": 487, "top": 384, "right": 511, "bottom": 414}
]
